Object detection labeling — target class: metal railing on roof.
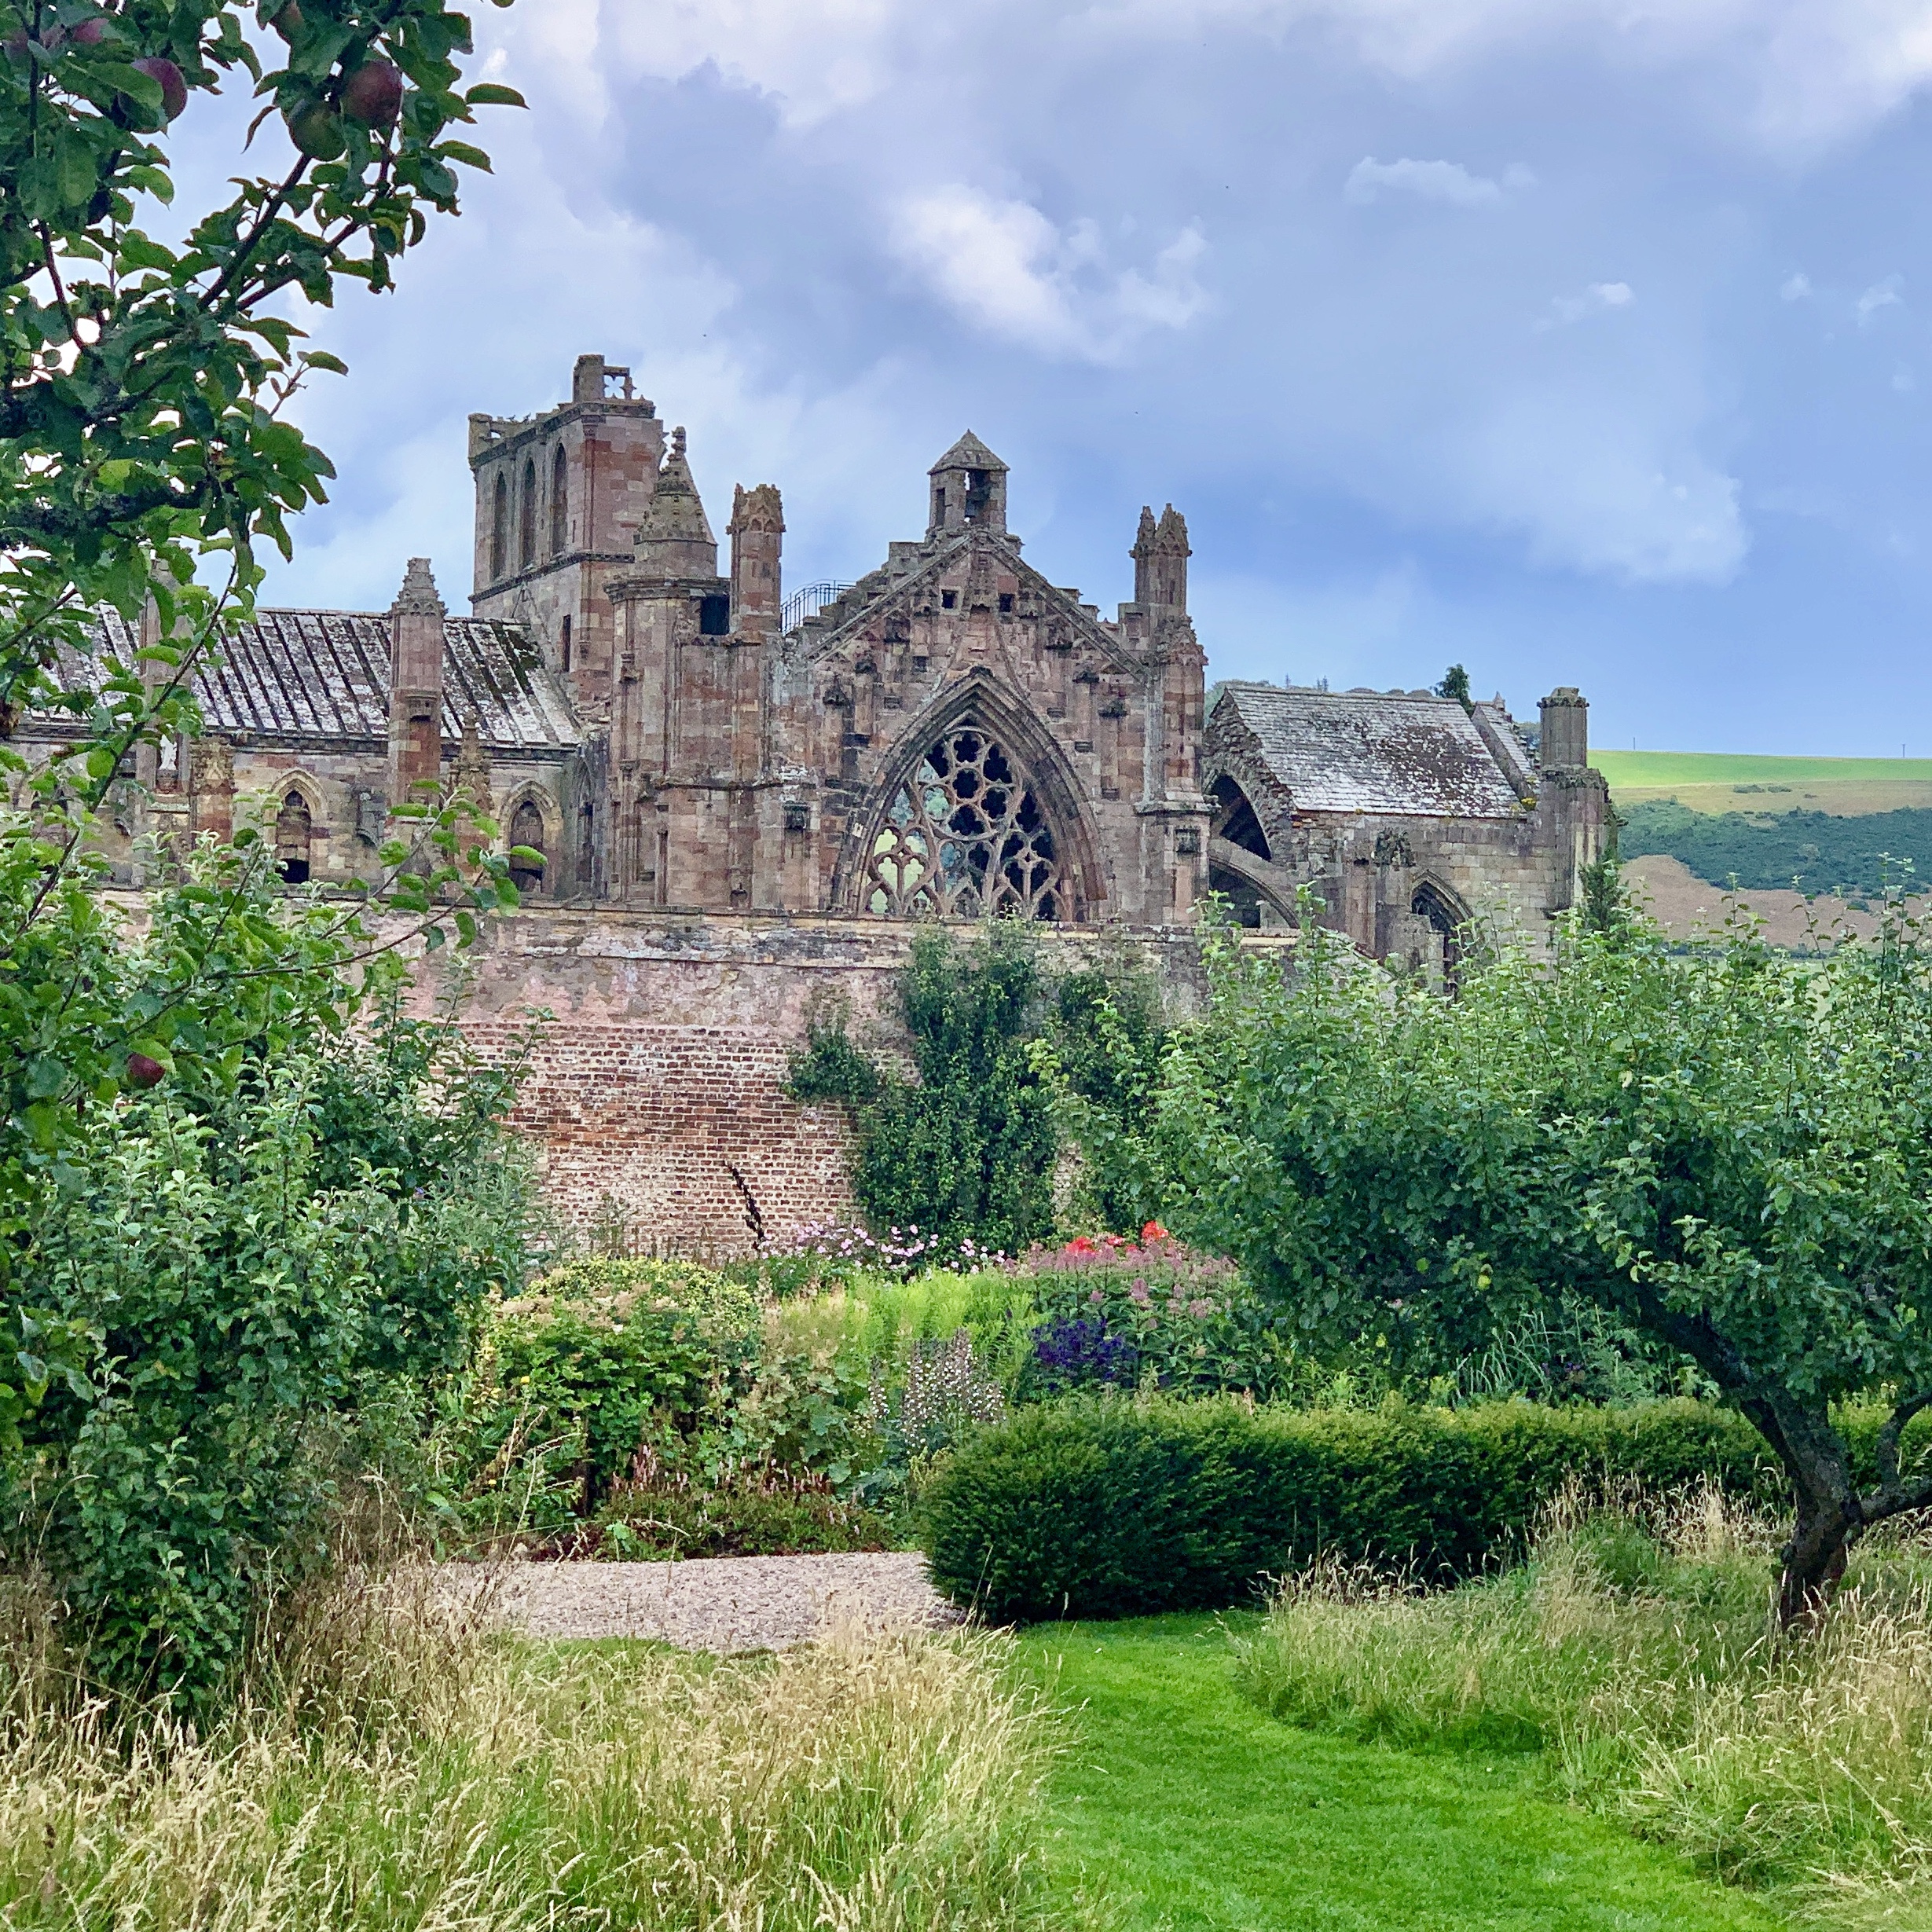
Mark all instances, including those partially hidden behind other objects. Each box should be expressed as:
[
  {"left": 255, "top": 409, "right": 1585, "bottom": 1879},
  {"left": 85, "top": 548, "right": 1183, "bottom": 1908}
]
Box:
[{"left": 780, "top": 581, "right": 852, "bottom": 633}]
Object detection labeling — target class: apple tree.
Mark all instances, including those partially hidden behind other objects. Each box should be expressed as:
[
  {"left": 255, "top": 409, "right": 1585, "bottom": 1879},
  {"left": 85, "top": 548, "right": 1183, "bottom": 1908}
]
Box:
[{"left": 1160, "top": 891, "right": 1932, "bottom": 1626}]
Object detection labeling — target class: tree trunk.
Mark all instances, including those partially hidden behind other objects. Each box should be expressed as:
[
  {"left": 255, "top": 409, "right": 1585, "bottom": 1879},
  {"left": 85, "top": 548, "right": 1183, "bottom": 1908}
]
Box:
[{"left": 1776, "top": 1494, "right": 1855, "bottom": 1630}]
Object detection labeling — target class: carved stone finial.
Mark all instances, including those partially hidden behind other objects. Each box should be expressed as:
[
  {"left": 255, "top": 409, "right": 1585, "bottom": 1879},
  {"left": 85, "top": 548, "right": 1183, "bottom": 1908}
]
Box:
[
  {"left": 455, "top": 711, "right": 492, "bottom": 807},
  {"left": 392, "top": 556, "right": 445, "bottom": 617}
]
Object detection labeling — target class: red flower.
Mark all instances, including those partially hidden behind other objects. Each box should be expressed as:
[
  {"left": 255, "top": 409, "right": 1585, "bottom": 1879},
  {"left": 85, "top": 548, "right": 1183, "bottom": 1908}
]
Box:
[
  {"left": 1066, "top": 1235, "right": 1099, "bottom": 1256},
  {"left": 1142, "top": 1220, "right": 1171, "bottom": 1244}
]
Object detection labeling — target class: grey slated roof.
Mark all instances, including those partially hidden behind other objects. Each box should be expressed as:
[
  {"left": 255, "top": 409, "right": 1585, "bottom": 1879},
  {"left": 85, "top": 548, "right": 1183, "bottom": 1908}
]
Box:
[
  {"left": 87, "top": 607, "right": 581, "bottom": 754},
  {"left": 1208, "top": 682, "right": 1527, "bottom": 818}
]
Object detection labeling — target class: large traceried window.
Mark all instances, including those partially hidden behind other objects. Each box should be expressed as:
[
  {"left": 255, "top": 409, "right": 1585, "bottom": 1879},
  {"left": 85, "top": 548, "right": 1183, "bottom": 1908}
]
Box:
[{"left": 863, "top": 724, "right": 1069, "bottom": 919}]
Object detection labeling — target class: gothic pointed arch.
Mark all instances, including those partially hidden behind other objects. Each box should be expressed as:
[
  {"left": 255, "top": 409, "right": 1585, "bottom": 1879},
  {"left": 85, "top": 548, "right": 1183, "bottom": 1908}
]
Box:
[
  {"left": 1208, "top": 773, "right": 1270, "bottom": 860},
  {"left": 272, "top": 772, "right": 324, "bottom": 885},
  {"left": 502, "top": 783, "right": 561, "bottom": 898},
  {"left": 1410, "top": 874, "right": 1471, "bottom": 990},
  {"left": 837, "top": 671, "right": 1105, "bottom": 922}
]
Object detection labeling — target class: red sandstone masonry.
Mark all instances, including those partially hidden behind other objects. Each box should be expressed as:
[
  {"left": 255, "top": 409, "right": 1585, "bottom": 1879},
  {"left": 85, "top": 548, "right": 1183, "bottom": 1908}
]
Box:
[
  {"left": 464, "top": 1020, "right": 856, "bottom": 1255},
  {"left": 407, "top": 906, "right": 1243, "bottom": 1258}
]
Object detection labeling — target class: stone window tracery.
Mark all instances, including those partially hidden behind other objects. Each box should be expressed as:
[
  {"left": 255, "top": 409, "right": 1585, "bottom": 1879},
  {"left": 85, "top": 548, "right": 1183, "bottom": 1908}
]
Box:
[{"left": 864, "top": 724, "right": 1069, "bottom": 920}]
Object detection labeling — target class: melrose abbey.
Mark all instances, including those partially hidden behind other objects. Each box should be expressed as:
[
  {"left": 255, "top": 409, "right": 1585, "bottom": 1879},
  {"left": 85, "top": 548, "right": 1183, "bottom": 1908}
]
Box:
[{"left": 68, "top": 353, "right": 1611, "bottom": 1250}]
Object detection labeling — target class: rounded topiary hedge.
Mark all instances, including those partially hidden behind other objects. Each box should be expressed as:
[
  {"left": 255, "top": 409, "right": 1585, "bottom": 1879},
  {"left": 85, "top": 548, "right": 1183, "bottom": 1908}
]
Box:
[{"left": 918, "top": 1396, "right": 1789, "bottom": 1622}]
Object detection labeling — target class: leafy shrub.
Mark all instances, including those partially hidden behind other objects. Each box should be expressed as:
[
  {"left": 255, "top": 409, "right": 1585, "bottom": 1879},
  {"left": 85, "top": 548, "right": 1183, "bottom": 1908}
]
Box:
[
  {"left": 464, "top": 1263, "right": 760, "bottom": 1509},
  {"left": 9, "top": 1016, "right": 534, "bottom": 1707},
  {"left": 918, "top": 1396, "right": 1780, "bottom": 1622},
  {"left": 588, "top": 1459, "right": 893, "bottom": 1558}
]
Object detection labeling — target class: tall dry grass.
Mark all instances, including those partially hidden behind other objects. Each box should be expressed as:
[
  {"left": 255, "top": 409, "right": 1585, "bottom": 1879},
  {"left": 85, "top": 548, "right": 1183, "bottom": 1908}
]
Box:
[
  {"left": 1234, "top": 1482, "right": 1932, "bottom": 1911},
  {"left": 0, "top": 1560, "right": 1066, "bottom": 1932}
]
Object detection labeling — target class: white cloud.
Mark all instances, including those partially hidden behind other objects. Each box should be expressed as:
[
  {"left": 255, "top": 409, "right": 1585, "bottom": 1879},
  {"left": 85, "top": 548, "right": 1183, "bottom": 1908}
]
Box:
[
  {"left": 1540, "top": 280, "right": 1635, "bottom": 328},
  {"left": 1780, "top": 271, "right": 1813, "bottom": 301},
  {"left": 889, "top": 188, "right": 1208, "bottom": 361},
  {"left": 1096, "top": 0, "right": 1932, "bottom": 152},
  {"left": 1344, "top": 156, "right": 1527, "bottom": 205},
  {"left": 1857, "top": 274, "right": 1905, "bottom": 323}
]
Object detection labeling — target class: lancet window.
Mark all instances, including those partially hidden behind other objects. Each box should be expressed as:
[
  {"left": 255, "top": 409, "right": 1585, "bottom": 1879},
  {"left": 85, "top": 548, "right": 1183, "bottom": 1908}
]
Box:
[{"left": 863, "top": 724, "right": 1069, "bottom": 919}]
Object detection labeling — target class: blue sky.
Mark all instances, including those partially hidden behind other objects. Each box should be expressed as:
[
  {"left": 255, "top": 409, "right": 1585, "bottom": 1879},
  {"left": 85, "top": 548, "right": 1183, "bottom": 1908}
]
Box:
[{"left": 246, "top": 1, "right": 1932, "bottom": 757}]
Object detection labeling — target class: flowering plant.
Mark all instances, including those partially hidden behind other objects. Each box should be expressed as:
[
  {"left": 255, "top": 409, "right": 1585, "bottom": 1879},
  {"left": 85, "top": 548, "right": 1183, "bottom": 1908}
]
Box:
[
  {"left": 1012, "top": 1226, "right": 1292, "bottom": 1399},
  {"left": 756, "top": 1220, "right": 1003, "bottom": 1292}
]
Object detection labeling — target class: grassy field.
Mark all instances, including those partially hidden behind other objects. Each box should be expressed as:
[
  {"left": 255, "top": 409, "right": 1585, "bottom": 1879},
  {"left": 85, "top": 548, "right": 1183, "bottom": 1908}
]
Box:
[
  {"left": 1595, "top": 751, "right": 1932, "bottom": 818},
  {"left": 1019, "top": 1615, "right": 1784, "bottom": 1932}
]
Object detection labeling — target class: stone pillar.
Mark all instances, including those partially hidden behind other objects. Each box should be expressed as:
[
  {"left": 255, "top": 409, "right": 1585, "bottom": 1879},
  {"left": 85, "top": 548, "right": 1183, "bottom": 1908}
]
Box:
[
  {"left": 387, "top": 557, "right": 446, "bottom": 811},
  {"left": 189, "top": 735, "right": 234, "bottom": 847},
  {"left": 454, "top": 712, "right": 493, "bottom": 815}
]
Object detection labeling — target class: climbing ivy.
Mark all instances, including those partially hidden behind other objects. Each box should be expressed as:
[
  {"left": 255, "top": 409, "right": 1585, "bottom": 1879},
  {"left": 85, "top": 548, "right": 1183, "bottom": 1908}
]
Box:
[{"left": 789, "top": 925, "right": 1173, "bottom": 1253}]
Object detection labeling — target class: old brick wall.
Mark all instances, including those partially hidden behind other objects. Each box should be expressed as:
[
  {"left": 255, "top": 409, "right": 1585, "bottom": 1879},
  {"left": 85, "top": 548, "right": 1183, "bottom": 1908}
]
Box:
[{"left": 411, "top": 907, "right": 1233, "bottom": 1256}]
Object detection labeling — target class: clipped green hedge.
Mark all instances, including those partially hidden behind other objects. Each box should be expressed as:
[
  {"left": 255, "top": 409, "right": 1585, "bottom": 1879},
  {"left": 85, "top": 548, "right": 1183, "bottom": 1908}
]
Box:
[{"left": 918, "top": 1397, "right": 1785, "bottom": 1622}]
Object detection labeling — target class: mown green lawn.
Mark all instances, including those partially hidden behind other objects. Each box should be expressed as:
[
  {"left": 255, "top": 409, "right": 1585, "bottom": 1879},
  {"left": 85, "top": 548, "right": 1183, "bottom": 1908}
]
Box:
[{"left": 1018, "top": 1615, "right": 1788, "bottom": 1932}]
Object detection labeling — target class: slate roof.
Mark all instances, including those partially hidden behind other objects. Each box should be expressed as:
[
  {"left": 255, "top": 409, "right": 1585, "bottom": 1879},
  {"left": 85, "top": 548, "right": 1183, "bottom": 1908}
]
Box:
[
  {"left": 1208, "top": 683, "right": 1528, "bottom": 818},
  {"left": 82, "top": 608, "right": 581, "bottom": 755}
]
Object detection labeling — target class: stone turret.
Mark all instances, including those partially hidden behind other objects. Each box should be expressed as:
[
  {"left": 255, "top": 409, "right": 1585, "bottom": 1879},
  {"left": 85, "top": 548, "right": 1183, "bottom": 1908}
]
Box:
[
  {"left": 1539, "top": 686, "right": 1589, "bottom": 770},
  {"left": 388, "top": 557, "right": 446, "bottom": 809},
  {"left": 728, "top": 483, "right": 784, "bottom": 640},
  {"left": 631, "top": 429, "right": 718, "bottom": 581},
  {"left": 1132, "top": 504, "right": 1190, "bottom": 614},
  {"left": 927, "top": 431, "right": 1008, "bottom": 537}
]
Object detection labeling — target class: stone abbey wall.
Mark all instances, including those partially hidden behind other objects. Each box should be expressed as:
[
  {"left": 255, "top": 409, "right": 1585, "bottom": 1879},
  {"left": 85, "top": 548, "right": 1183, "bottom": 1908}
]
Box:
[{"left": 414, "top": 907, "right": 1251, "bottom": 1256}]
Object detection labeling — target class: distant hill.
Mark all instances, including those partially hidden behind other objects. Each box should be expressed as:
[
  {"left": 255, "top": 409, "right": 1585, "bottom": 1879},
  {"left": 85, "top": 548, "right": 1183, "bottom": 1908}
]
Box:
[
  {"left": 1595, "top": 750, "right": 1932, "bottom": 819},
  {"left": 1618, "top": 799, "right": 1932, "bottom": 898}
]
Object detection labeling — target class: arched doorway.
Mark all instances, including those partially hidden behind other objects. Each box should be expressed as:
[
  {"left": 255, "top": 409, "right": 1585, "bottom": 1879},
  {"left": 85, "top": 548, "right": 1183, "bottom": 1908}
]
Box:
[
  {"left": 509, "top": 799, "right": 547, "bottom": 896},
  {"left": 863, "top": 721, "right": 1070, "bottom": 918},
  {"left": 276, "top": 790, "right": 313, "bottom": 884}
]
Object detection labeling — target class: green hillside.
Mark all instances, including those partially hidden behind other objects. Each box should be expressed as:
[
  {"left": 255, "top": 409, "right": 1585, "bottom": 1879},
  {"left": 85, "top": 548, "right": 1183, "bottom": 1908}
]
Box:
[
  {"left": 1594, "top": 750, "right": 1932, "bottom": 789},
  {"left": 1619, "top": 799, "right": 1932, "bottom": 898},
  {"left": 1595, "top": 750, "right": 1932, "bottom": 819}
]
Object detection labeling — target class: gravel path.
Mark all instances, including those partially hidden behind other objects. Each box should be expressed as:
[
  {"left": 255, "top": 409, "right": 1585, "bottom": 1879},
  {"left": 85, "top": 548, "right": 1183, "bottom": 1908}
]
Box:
[{"left": 467, "top": 1552, "right": 959, "bottom": 1653}]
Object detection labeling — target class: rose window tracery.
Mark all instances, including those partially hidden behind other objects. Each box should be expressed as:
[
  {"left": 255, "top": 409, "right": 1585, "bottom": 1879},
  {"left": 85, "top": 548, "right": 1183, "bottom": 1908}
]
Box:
[{"left": 863, "top": 725, "right": 1070, "bottom": 919}]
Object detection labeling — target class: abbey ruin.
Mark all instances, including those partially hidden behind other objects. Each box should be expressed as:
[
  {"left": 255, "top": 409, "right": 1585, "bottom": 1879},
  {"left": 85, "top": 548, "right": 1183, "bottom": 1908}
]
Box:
[{"left": 58, "top": 354, "right": 1611, "bottom": 1248}]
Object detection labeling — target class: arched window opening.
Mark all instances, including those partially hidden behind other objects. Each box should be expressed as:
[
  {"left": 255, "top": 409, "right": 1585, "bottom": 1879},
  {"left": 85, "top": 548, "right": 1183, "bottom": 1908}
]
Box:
[
  {"left": 509, "top": 800, "right": 547, "bottom": 896},
  {"left": 559, "top": 614, "right": 573, "bottom": 673},
  {"left": 519, "top": 459, "right": 537, "bottom": 570},
  {"left": 577, "top": 801, "right": 595, "bottom": 887},
  {"left": 864, "top": 724, "right": 1069, "bottom": 919},
  {"left": 490, "top": 471, "right": 508, "bottom": 581},
  {"left": 550, "top": 444, "right": 568, "bottom": 555},
  {"left": 276, "top": 790, "right": 313, "bottom": 885},
  {"left": 1208, "top": 864, "right": 1267, "bottom": 929},
  {"left": 1412, "top": 881, "right": 1467, "bottom": 992},
  {"left": 1209, "top": 775, "right": 1270, "bottom": 860}
]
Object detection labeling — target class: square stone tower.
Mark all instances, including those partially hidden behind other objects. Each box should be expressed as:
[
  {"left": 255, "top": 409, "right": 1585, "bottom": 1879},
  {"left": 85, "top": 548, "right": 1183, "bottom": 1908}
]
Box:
[{"left": 468, "top": 353, "right": 664, "bottom": 719}]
